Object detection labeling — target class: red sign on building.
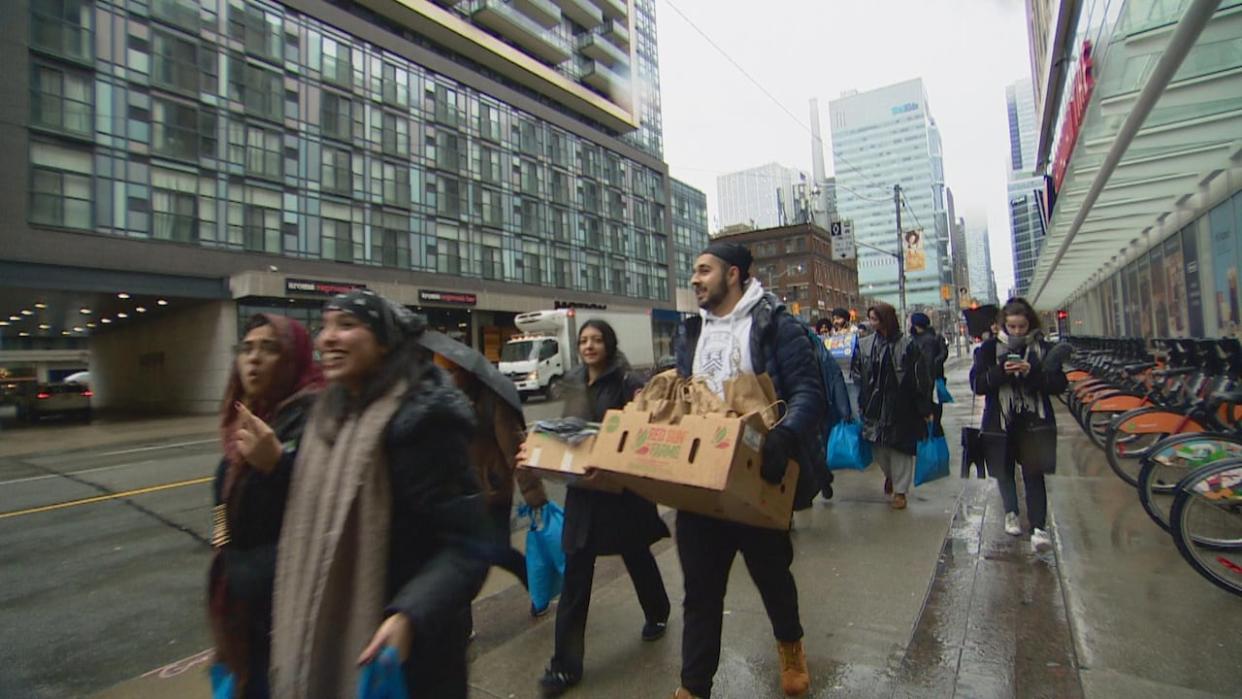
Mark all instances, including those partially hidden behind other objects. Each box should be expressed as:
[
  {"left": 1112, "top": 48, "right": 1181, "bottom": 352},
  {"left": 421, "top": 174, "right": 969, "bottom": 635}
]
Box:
[{"left": 1051, "top": 41, "right": 1096, "bottom": 192}]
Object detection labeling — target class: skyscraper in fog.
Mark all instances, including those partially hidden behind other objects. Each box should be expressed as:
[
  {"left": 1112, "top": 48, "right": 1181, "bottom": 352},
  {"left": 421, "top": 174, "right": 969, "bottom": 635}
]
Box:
[
  {"left": 1007, "top": 77, "right": 1045, "bottom": 295},
  {"left": 716, "top": 163, "right": 808, "bottom": 230}
]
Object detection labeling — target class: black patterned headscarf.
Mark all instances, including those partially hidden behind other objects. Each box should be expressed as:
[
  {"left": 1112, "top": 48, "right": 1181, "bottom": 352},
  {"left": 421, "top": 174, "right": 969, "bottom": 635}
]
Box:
[{"left": 323, "top": 289, "right": 423, "bottom": 348}]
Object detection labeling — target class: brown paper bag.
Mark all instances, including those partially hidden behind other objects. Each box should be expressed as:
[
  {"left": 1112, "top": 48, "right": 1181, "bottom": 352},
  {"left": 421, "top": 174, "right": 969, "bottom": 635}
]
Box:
[
  {"left": 683, "top": 376, "right": 729, "bottom": 416},
  {"left": 723, "top": 373, "right": 783, "bottom": 429},
  {"left": 634, "top": 369, "right": 691, "bottom": 424}
]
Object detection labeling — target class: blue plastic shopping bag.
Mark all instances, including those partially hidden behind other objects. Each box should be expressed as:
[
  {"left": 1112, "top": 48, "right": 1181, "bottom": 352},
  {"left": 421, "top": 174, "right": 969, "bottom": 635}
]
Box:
[
  {"left": 915, "top": 423, "right": 951, "bottom": 486},
  {"left": 357, "top": 646, "right": 409, "bottom": 699},
  {"left": 520, "top": 501, "right": 565, "bottom": 613},
  {"left": 935, "top": 377, "right": 954, "bottom": 404},
  {"left": 209, "top": 663, "right": 235, "bottom": 699},
  {"left": 827, "top": 419, "right": 872, "bottom": 471}
]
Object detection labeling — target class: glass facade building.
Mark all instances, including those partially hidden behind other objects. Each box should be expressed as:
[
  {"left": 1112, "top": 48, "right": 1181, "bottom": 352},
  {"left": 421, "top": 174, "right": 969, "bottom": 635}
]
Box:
[
  {"left": 1006, "top": 77, "right": 1043, "bottom": 296},
  {"left": 670, "top": 177, "right": 708, "bottom": 287},
  {"left": 18, "top": 0, "right": 675, "bottom": 305}
]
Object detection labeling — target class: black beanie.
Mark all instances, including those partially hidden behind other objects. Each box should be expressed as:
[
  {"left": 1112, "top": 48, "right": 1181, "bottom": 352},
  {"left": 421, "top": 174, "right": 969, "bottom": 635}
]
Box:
[
  {"left": 324, "top": 289, "right": 423, "bottom": 348},
  {"left": 702, "top": 242, "right": 753, "bottom": 282}
]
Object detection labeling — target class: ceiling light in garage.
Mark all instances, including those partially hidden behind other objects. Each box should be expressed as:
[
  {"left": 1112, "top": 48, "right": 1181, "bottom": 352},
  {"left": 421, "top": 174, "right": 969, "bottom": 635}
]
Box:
[
  {"left": 34, "top": 303, "right": 46, "bottom": 309},
  {"left": 20, "top": 309, "right": 33, "bottom": 316},
  {"left": 136, "top": 306, "right": 147, "bottom": 313},
  {"left": 37, "top": 324, "right": 50, "bottom": 330},
  {"left": 117, "top": 312, "right": 128, "bottom": 319},
  {"left": 19, "top": 332, "right": 29, "bottom": 337},
  {"left": 79, "top": 307, "right": 91, "bottom": 314},
  {"left": 61, "top": 331, "right": 69, "bottom": 336},
  {"left": 157, "top": 299, "right": 168, "bottom": 306},
  {"left": 101, "top": 318, "right": 112, "bottom": 324},
  {"left": 86, "top": 323, "right": 96, "bottom": 328},
  {"left": 0, "top": 321, "right": 8, "bottom": 326},
  {"left": 117, "top": 293, "right": 130, "bottom": 299},
  {"left": 8, "top": 315, "right": 18, "bottom": 321},
  {"left": 73, "top": 326, "right": 83, "bottom": 332}
]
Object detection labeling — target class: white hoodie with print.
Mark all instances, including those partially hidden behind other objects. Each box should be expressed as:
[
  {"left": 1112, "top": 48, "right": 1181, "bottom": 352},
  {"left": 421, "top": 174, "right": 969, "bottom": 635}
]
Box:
[{"left": 693, "top": 279, "right": 767, "bottom": 398}]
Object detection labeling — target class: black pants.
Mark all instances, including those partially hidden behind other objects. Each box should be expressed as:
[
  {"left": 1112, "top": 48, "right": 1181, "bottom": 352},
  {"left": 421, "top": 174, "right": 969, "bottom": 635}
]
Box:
[
  {"left": 995, "top": 457, "right": 1048, "bottom": 529},
  {"left": 676, "top": 511, "right": 803, "bottom": 699},
  {"left": 550, "top": 545, "right": 670, "bottom": 679},
  {"left": 488, "top": 503, "right": 527, "bottom": 588}
]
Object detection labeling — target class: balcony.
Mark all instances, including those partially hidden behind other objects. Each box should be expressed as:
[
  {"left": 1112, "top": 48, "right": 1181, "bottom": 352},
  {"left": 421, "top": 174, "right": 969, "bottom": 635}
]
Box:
[
  {"left": 474, "top": 0, "right": 571, "bottom": 65},
  {"left": 581, "top": 59, "right": 629, "bottom": 98},
  {"left": 512, "top": 0, "right": 562, "bottom": 29},
  {"left": 578, "top": 32, "right": 628, "bottom": 66},
  {"left": 550, "top": 0, "right": 603, "bottom": 28},
  {"left": 602, "top": 17, "right": 630, "bottom": 51},
  {"left": 588, "top": 0, "right": 627, "bottom": 21}
]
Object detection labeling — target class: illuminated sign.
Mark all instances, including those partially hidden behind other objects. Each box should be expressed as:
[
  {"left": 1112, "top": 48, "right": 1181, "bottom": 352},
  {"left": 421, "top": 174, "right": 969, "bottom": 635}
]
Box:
[
  {"left": 1051, "top": 41, "right": 1096, "bottom": 191},
  {"left": 285, "top": 278, "right": 367, "bottom": 297},
  {"left": 419, "top": 290, "right": 477, "bottom": 305}
]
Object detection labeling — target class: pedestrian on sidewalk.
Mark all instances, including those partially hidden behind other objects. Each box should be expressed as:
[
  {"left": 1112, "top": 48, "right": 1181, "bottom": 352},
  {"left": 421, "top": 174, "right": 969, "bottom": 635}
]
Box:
[
  {"left": 435, "top": 352, "right": 550, "bottom": 627},
  {"left": 910, "top": 312, "right": 949, "bottom": 436},
  {"left": 826, "top": 307, "right": 861, "bottom": 413},
  {"left": 970, "top": 297, "right": 1068, "bottom": 553},
  {"left": 670, "top": 242, "right": 825, "bottom": 699},
  {"left": 532, "top": 319, "right": 671, "bottom": 698},
  {"left": 852, "top": 302, "right": 934, "bottom": 510},
  {"left": 208, "top": 314, "right": 323, "bottom": 698},
  {"left": 270, "top": 290, "right": 491, "bottom": 699}
]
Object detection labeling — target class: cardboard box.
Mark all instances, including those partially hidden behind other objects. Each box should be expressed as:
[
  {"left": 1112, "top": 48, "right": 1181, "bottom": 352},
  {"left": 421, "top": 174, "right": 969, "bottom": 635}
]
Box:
[
  {"left": 517, "top": 430, "right": 622, "bottom": 493},
  {"left": 590, "top": 407, "right": 798, "bottom": 529}
]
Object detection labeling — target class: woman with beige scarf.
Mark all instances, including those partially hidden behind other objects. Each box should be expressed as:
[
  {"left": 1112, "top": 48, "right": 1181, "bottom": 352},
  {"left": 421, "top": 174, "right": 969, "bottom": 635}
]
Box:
[{"left": 270, "top": 290, "right": 490, "bottom": 698}]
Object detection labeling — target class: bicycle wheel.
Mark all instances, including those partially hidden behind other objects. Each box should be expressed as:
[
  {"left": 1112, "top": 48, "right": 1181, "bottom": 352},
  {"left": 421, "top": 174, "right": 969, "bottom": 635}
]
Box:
[
  {"left": 1170, "top": 459, "right": 1242, "bottom": 598},
  {"left": 1103, "top": 407, "right": 1186, "bottom": 487},
  {"left": 1086, "top": 409, "right": 1124, "bottom": 450},
  {"left": 1138, "top": 434, "right": 1242, "bottom": 533}
]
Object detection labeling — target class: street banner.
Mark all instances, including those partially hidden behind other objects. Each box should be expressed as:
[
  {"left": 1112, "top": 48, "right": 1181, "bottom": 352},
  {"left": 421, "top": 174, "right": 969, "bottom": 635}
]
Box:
[{"left": 903, "top": 228, "right": 925, "bottom": 272}]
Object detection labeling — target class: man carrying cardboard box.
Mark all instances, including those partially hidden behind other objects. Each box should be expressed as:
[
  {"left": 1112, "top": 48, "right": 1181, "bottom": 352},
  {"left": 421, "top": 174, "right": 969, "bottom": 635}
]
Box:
[{"left": 669, "top": 242, "right": 826, "bottom": 699}]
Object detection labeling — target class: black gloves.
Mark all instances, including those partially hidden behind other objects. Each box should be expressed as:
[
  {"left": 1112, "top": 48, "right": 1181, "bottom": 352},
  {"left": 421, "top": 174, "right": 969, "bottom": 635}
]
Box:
[{"left": 760, "top": 426, "right": 796, "bottom": 484}]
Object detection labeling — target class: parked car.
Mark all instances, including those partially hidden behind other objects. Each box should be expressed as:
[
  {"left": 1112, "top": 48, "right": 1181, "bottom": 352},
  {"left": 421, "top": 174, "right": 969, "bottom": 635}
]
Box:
[{"left": 16, "top": 383, "right": 92, "bottom": 423}]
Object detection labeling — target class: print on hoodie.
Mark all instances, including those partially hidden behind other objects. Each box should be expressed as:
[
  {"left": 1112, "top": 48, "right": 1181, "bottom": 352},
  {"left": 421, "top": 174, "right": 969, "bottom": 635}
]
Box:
[{"left": 693, "top": 280, "right": 766, "bottom": 397}]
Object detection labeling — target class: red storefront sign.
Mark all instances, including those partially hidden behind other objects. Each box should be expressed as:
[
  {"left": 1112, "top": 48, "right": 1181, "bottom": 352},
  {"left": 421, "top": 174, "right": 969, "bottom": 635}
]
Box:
[{"left": 1051, "top": 41, "right": 1096, "bottom": 192}]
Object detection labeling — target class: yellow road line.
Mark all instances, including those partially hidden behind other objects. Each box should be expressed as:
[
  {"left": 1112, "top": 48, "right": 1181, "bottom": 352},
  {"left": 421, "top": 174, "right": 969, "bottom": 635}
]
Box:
[{"left": 0, "top": 476, "right": 213, "bottom": 520}]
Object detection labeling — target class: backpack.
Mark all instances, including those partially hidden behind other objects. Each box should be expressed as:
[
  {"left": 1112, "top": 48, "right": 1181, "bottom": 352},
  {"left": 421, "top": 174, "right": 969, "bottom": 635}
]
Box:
[{"left": 802, "top": 324, "right": 852, "bottom": 433}]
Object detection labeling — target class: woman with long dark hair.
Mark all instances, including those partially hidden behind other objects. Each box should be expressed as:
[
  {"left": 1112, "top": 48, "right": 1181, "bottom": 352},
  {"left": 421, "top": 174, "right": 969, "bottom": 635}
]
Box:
[
  {"left": 208, "top": 314, "right": 323, "bottom": 698},
  {"left": 269, "top": 290, "right": 490, "bottom": 698},
  {"left": 970, "top": 298, "right": 1068, "bottom": 553},
  {"left": 536, "top": 319, "right": 671, "bottom": 697},
  {"left": 851, "top": 302, "right": 933, "bottom": 510}
]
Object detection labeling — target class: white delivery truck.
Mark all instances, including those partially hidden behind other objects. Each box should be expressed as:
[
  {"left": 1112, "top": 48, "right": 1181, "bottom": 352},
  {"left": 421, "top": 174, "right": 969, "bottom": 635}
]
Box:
[{"left": 499, "top": 308, "right": 655, "bottom": 401}]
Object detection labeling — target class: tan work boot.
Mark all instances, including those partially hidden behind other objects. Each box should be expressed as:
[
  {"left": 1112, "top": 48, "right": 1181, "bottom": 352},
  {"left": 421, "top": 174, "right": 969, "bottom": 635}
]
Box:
[
  {"left": 777, "top": 640, "right": 810, "bottom": 696},
  {"left": 671, "top": 688, "right": 700, "bottom": 699}
]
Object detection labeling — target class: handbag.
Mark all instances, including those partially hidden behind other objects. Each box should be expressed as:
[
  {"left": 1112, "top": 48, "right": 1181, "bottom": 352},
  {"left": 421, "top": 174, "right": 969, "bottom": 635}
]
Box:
[
  {"left": 960, "top": 392, "right": 986, "bottom": 478},
  {"left": 915, "top": 423, "right": 950, "bottom": 486},
  {"left": 357, "top": 646, "right": 409, "bottom": 699},
  {"left": 936, "top": 377, "right": 954, "bottom": 404},
  {"left": 1013, "top": 410, "right": 1057, "bottom": 474},
  {"left": 827, "top": 419, "right": 872, "bottom": 471},
  {"left": 520, "top": 501, "right": 566, "bottom": 613},
  {"left": 210, "top": 663, "right": 235, "bottom": 699}
]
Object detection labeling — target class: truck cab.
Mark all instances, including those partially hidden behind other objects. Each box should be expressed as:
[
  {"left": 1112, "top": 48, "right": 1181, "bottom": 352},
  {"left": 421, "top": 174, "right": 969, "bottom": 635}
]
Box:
[{"left": 500, "top": 333, "right": 566, "bottom": 400}]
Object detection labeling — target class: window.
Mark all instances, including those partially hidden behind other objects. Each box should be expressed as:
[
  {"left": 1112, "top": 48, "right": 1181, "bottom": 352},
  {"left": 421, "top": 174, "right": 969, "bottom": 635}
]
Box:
[
  {"left": 437, "top": 176, "right": 462, "bottom": 218},
  {"left": 519, "top": 240, "right": 543, "bottom": 285},
  {"left": 321, "top": 146, "right": 350, "bottom": 195},
  {"left": 152, "top": 30, "right": 199, "bottom": 95},
  {"left": 227, "top": 121, "right": 282, "bottom": 179},
  {"left": 606, "top": 188, "right": 624, "bottom": 220},
  {"left": 321, "top": 210, "right": 356, "bottom": 262},
  {"left": 30, "top": 64, "right": 91, "bottom": 137},
  {"left": 31, "top": 0, "right": 92, "bottom": 62},
  {"left": 432, "top": 84, "right": 460, "bottom": 127},
  {"left": 242, "top": 203, "right": 279, "bottom": 252},
  {"left": 551, "top": 207, "right": 571, "bottom": 241},
  {"left": 321, "top": 36, "right": 351, "bottom": 88},
  {"left": 151, "top": 0, "right": 201, "bottom": 30},
  {"left": 381, "top": 63, "right": 408, "bottom": 107},
  {"left": 516, "top": 159, "right": 541, "bottom": 195},
  {"left": 551, "top": 170, "right": 571, "bottom": 206},
  {"left": 478, "top": 101, "right": 501, "bottom": 142},
  {"left": 517, "top": 198, "right": 542, "bottom": 237},
  {"left": 377, "top": 227, "right": 409, "bottom": 268},
  {"left": 380, "top": 113, "right": 409, "bottom": 157},
  {"left": 516, "top": 118, "right": 542, "bottom": 156},
  {"left": 475, "top": 185, "right": 504, "bottom": 228},
  {"left": 152, "top": 98, "right": 200, "bottom": 161},
  {"left": 539, "top": 341, "right": 559, "bottom": 361},
  {"left": 372, "top": 161, "right": 410, "bottom": 209},
  {"left": 228, "top": 57, "right": 282, "bottom": 122},
  {"left": 476, "top": 145, "right": 501, "bottom": 184},
  {"left": 549, "top": 129, "right": 572, "bottom": 167},
  {"left": 435, "top": 131, "right": 460, "bottom": 171},
  {"left": 579, "top": 180, "right": 599, "bottom": 212},
  {"left": 228, "top": 2, "right": 282, "bottom": 63},
  {"left": 321, "top": 91, "right": 352, "bottom": 141},
  {"left": 151, "top": 169, "right": 198, "bottom": 242},
  {"left": 29, "top": 141, "right": 91, "bottom": 229},
  {"left": 481, "top": 233, "right": 503, "bottom": 280},
  {"left": 579, "top": 215, "right": 601, "bottom": 247}
]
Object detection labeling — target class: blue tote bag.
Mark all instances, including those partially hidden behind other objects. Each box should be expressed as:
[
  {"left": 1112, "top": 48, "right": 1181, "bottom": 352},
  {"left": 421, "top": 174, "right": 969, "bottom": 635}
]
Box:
[
  {"left": 915, "top": 423, "right": 951, "bottom": 486},
  {"left": 827, "top": 419, "right": 872, "bottom": 471},
  {"left": 935, "top": 377, "right": 954, "bottom": 404},
  {"left": 357, "top": 646, "right": 409, "bottom": 699},
  {"left": 520, "top": 501, "right": 566, "bottom": 613}
]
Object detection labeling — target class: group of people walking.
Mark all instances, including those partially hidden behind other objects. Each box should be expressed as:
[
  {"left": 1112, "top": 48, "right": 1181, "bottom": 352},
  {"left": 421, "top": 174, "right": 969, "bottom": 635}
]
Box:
[{"left": 206, "top": 239, "right": 1066, "bottom": 698}]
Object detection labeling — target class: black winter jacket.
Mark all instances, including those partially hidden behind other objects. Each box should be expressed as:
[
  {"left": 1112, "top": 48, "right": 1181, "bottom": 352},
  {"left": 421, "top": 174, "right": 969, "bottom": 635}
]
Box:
[
  {"left": 560, "top": 359, "right": 670, "bottom": 555},
  {"left": 673, "top": 291, "right": 827, "bottom": 510},
  {"left": 852, "top": 332, "right": 934, "bottom": 455},
  {"left": 381, "top": 372, "right": 491, "bottom": 697},
  {"left": 969, "top": 336, "right": 1068, "bottom": 434},
  {"left": 913, "top": 328, "right": 949, "bottom": 381}
]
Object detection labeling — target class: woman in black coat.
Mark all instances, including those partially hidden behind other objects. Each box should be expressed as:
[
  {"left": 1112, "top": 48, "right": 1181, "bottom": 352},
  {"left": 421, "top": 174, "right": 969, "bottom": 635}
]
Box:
[
  {"left": 538, "top": 320, "right": 671, "bottom": 697},
  {"left": 970, "top": 298, "right": 1068, "bottom": 554}
]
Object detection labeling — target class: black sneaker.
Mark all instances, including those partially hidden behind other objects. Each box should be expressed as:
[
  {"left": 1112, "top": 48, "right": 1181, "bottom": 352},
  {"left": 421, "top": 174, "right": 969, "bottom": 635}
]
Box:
[
  {"left": 539, "top": 668, "right": 579, "bottom": 697},
  {"left": 641, "top": 620, "right": 668, "bottom": 641}
]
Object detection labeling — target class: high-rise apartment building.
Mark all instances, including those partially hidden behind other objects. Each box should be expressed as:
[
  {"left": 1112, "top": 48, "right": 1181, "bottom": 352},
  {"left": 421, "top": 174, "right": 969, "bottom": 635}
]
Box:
[
  {"left": 829, "top": 78, "right": 950, "bottom": 307},
  {"left": 670, "top": 178, "right": 708, "bottom": 286},
  {"left": 716, "top": 162, "right": 808, "bottom": 231},
  {"left": 946, "top": 187, "right": 970, "bottom": 308},
  {"left": 967, "top": 227, "right": 1000, "bottom": 305},
  {"left": 1007, "top": 78, "right": 1045, "bottom": 295},
  {"left": 0, "top": 0, "right": 676, "bottom": 412}
]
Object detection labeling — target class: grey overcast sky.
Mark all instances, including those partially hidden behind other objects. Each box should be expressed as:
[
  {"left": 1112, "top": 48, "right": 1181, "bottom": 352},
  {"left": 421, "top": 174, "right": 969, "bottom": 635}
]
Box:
[{"left": 656, "top": 0, "right": 1032, "bottom": 295}]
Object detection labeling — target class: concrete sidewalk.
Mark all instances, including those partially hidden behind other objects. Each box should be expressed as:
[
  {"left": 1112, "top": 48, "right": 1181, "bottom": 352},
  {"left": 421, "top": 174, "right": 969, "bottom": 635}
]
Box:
[{"left": 0, "top": 411, "right": 218, "bottom": 459}]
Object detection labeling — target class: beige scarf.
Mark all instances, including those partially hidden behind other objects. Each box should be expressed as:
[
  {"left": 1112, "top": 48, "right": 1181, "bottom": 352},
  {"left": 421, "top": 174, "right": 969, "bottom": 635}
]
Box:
[{"left": 270, "top": 380, "right": 406, "bottom": 698}]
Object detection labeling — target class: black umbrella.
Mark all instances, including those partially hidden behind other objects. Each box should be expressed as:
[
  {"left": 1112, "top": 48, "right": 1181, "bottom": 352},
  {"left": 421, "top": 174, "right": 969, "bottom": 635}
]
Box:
[
  {"left": 417, "top": 330, "right": 523, "bottom": 415},
  {"left": 962, "top": 305, "right": 999, "bottom": 339}
]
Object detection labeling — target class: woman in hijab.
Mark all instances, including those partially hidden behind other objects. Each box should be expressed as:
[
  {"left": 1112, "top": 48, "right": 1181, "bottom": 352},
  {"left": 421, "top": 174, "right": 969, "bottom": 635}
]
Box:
[
  {"left": 270, "top": 290, "right": 491, "bottom": 698},
  {"left": 208, "top": 314, "right": 323, "bottom": 698}
]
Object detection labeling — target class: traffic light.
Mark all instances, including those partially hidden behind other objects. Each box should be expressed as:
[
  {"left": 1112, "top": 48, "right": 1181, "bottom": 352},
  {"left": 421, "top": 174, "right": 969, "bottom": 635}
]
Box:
[{"left": 1057, "top": 309, "right": 1068, "bottom": 320}]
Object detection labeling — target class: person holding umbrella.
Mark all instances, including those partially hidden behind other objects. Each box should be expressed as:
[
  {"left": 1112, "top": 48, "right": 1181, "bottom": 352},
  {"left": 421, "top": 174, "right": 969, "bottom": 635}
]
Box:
[{"left": 422, "top": 331, "right": 551, "bottom": 614}]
